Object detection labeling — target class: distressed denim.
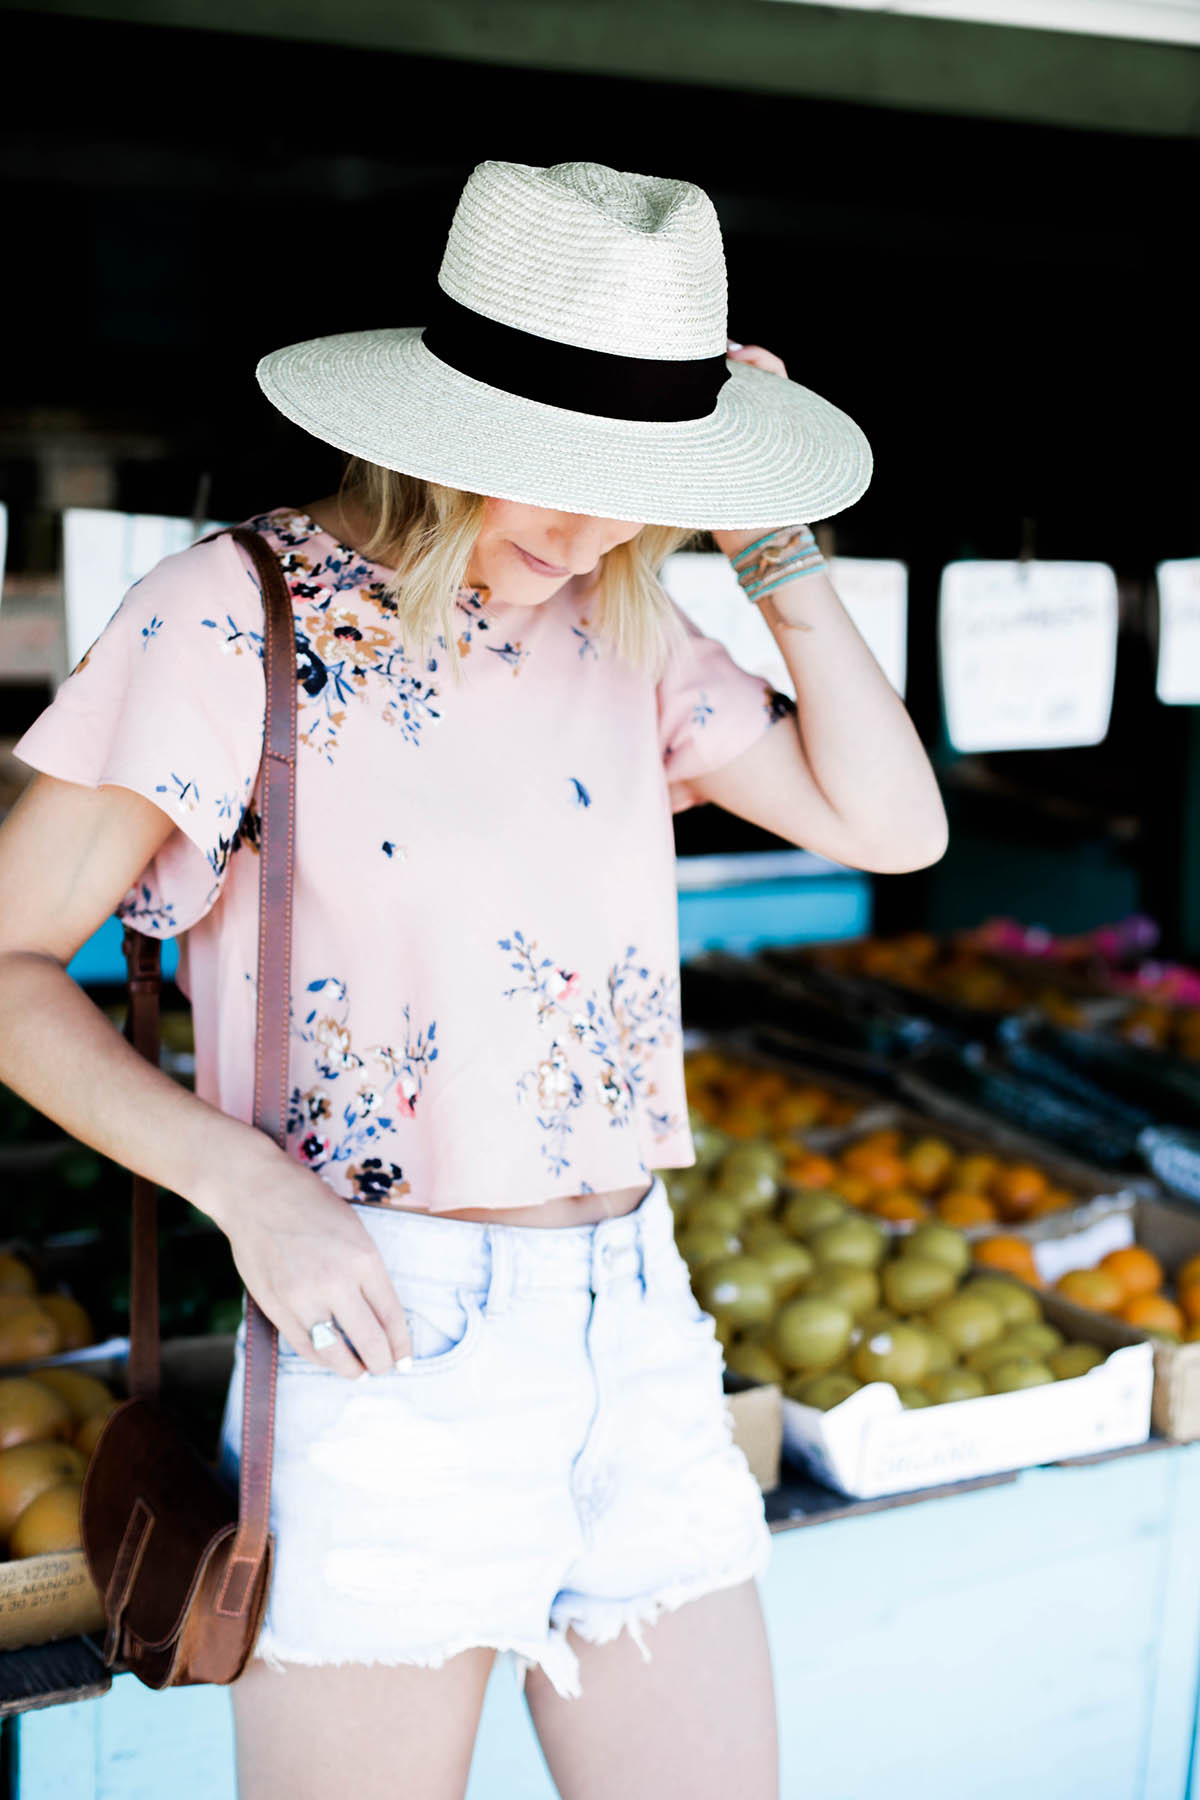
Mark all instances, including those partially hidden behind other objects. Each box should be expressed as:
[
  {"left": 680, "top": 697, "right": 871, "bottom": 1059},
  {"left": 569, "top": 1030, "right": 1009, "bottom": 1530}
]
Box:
[{"left": 217, "top": 1174, "right": 772, "bottom": 1699}]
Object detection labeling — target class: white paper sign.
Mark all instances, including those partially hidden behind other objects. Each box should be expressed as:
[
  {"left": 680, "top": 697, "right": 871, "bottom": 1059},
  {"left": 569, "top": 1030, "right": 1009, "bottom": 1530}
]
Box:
[
  {"left": 62, "top": 509, "right": 227, "bottom": 675},
  {"left": 660, "top": 552, "right": 908, "bottom": 697},
  {"left": 939, "top": 560, "right": 1118, "bottom": 752},
  {"left": 1154, "top": 558, "right": 1200, "bottom": 704}
]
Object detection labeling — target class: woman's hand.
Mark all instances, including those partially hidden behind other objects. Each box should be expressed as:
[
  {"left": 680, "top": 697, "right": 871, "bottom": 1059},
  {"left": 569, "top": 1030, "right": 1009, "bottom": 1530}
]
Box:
[
  {"left": 716, "top": 340, "right": 791, "bottom": 560},
  {"left": 218, "top": 1152, "right": 414, "bottom": 1378}
]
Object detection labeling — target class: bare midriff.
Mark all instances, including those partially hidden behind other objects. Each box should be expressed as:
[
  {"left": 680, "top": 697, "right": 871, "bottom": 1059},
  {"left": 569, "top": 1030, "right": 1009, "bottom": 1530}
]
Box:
[{"left": 378, "top": 1183, "right": 653, "bottom": 1228}]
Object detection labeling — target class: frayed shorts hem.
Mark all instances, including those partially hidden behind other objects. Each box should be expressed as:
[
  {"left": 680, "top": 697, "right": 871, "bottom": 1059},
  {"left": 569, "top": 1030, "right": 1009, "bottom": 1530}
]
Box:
[{"left": 249, "top": 1543, "right": 771, "bottom": 1703}]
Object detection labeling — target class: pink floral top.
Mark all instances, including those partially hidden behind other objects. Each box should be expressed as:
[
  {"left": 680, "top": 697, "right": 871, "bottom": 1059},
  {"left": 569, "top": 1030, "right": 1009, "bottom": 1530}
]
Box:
[{"left": 15, "top": 508, "right": 795, "bottom": 1212}]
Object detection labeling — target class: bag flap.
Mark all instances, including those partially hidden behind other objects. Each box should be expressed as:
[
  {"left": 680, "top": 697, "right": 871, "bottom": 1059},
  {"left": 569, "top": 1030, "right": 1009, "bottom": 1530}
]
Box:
[{"left": 81, "top": 1395, "right": 242, "bottom": 1648}]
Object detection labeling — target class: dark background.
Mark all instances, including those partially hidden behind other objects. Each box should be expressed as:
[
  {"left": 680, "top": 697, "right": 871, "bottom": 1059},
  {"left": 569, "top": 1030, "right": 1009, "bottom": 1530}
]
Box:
[{"left": 1, "top": 9, "right": 1197, "bottom": 939}]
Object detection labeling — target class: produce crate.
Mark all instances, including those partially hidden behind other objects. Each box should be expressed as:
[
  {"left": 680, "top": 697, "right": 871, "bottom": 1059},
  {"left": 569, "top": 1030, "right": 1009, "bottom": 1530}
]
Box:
[
  {"left": 0, "top": 1336, "right": 235, "bottom": 1652},
  {"left": 781, "top": 1290, "right": 1154, "bottom": 1500},
  {"left": 777, "top": 1087, "right": 1153, "bottom": 1251},
  {"left": 1009, "top": 1194, "right": 1200, "bottom": 1443},
  {"left": 682, "top": 1026, "right": 897, "bottom": 1148}
]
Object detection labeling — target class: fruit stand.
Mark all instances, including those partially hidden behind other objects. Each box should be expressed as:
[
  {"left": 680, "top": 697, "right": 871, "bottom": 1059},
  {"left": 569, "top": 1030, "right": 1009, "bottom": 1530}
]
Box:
[{"left": 4, "top": 926, "right": 1200, "bottom": 1799}]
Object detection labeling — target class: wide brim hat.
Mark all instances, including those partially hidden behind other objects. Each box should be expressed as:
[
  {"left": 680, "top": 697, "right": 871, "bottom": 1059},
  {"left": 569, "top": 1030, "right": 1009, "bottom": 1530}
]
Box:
[{"left": 257, "top": 161, "right": 873, "bottom": 532}]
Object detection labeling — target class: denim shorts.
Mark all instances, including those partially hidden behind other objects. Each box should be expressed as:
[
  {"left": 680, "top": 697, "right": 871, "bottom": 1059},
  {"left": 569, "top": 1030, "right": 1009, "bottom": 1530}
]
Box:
[{"left": 216, "top": 1175, "right": 772, "bottom": 1700}]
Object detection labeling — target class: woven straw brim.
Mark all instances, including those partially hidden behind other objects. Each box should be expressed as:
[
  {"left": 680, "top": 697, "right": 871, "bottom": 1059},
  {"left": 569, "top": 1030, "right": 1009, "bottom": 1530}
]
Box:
[{"left": 257, "top": 330, "right": 872, "bottom": 530}]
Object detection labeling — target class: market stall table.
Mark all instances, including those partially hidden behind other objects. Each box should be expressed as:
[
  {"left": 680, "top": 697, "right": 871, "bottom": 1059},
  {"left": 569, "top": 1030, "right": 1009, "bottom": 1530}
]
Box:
[{"left": 7, "top": 1437, "right": 1199, "bottom": 1800}]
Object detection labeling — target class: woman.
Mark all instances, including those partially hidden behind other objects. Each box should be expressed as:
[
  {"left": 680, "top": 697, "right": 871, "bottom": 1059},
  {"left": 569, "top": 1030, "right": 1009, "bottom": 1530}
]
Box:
[{"left": 0, "top": 160, "right": 946, "bottom": 1798}]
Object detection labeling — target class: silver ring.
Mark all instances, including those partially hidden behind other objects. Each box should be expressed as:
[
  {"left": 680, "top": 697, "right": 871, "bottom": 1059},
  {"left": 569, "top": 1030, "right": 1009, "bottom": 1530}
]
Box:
[{"left": 309, "top": 1318, "right": 340, "bottom": 1351}]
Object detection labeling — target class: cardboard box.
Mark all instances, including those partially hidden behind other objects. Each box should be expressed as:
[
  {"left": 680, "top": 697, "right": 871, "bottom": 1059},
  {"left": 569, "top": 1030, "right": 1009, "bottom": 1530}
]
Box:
[
  {"left": 0, "top": 1551, "right": 105, "bottom": 1652},
  {"left": 725, "top": 1378, "right": 782, "bottom": 1491},
  {"left": 781, "top": 1290, "right": 1154, "bottom": 1500},
  {"left": 1022, "top": 1195, "right": 1200, "bottom": 1442}
]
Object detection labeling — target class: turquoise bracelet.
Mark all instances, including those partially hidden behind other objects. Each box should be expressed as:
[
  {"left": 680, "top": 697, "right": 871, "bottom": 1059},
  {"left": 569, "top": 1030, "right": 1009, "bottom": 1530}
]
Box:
[
  {"left": 741, "top": 554, "right": 827, "bottom": 602},
  {"left": 729, "top": 525, "right": 815, "bottom": 572}
]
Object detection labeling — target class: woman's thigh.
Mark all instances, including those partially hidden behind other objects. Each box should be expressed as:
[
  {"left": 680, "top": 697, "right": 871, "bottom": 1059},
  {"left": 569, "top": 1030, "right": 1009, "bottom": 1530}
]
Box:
[
  {"left": 522, "top": 1578, "right": 778, "bottom": 1800},
  {"left": 230, "top": 1647, "right": 497, "bottom": 1800}
]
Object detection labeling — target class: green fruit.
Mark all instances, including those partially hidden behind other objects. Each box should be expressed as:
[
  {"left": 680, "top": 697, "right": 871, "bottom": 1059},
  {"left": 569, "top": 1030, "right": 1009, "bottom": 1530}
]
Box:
[
  {"left": 1048, "top": 1342, "right": 1107, "bottom": 1380},
  {"left": 1002, "top": 1321, "right": 1064, "bottom": 1359},
  {"left": 987, "top": 1359, "right": 1055, "bottom": 1393},
  {"left": 663, "top": 1166, "right": 707, "bottom": 1209},
  {"left": 928, "top": 1292, "right": 1006, "bottom": 1355},
  {"left": 809, "top": 1217, "right": 888, "bottom": 1272},
  {"left": 713, "top": 1143, "right": 783, "bottom": 1214},
  {"left": 694, "top": 1256, "right": 776, "bottom": 1330},
  {"left": 742, "top": 1219, "right": 789, "bottom": 1255},
  {"left": 756, "top": 1240, "right": 816, "bottom": 1301},
  {"left": 691, "top": 1123, "right": 731, "bottom": 1171},
  {"left": 961, "top": 1275, "right": 1041, "bottom": 1329},
  {"left": 854, "top": 1306, "right": 900, "bottom": 1337},
  {"left": 725, "top": 1340, "right": 786, "bottom": 1384},
  {"left": 923, "top": 1368, "right": 987, "bottom": 1404},
  {"left": 966, "top": 1338, "right": 1033, "bottom": 1376},
  {"left": 881, "top": 1255, "right": 958, "bottom": 1316},
  {"left": 851, "top": 1323, "right": 931, "bottom": 1386},
  {"left": 781, "top": 1189, "right": 847, "bottom": 1239},
  {"left": 900, "top": 1222, "right": 971, "bottom": 1279},
  {"left": 787, "top": 1371, "right": 862, "bottom": 1411},
  {"left": 677, "top": 1226, "right": 741, "bottom": 1270},
  {"left": 909, "top": 1327, "right": 955, "bottom": 1375},
  {"left": 805, "top": 1265, "right": 881, "bottom": 1319},
  {"left": 686, "top": 1195, "right": 745, "bottom": 1236},
  {"left": 894, "top": 1383, "right": 932, "bottom": 1409},
  {"left": 770, "top": 1297, "right": 855, "bottom": 1373}
]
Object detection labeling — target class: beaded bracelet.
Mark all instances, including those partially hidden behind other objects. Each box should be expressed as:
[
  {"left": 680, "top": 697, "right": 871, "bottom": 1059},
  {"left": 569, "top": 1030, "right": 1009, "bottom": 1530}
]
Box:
[{"left": 729, "top": 525, "right": 827, "bottom": 603}]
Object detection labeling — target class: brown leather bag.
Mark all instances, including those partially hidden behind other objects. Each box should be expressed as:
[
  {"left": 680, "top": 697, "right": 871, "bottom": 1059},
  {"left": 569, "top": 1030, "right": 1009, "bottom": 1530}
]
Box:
[{"left": 79, "top": 524, "right": 297, "bottom": 1687}]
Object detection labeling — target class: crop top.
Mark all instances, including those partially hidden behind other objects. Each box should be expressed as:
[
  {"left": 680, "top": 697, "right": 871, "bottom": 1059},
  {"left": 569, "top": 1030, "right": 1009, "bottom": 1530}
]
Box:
[{"left": 14, "top": 507, "right": 796, "bottom": 1212}]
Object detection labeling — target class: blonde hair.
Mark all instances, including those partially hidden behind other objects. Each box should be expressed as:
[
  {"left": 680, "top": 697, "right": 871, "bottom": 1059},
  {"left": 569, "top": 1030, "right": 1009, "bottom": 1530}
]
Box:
[{"left": 335, "top": 457, "right": 697, "bottom": 683}]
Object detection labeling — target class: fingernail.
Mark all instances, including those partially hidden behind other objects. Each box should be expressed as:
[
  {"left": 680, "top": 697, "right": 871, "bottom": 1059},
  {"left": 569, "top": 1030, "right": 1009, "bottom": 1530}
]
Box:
[
  {"left": 394, "top": 1355, "right": 413, "bottom": 1373},
  {"left": 727, "top": 340, "right": 744, "bottom": 351}
]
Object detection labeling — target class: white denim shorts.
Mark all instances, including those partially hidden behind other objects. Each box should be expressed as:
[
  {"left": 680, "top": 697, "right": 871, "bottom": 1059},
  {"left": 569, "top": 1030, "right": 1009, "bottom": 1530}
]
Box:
[{"left": 216, "top": 1174, "right": 772, "bottom": 1700}]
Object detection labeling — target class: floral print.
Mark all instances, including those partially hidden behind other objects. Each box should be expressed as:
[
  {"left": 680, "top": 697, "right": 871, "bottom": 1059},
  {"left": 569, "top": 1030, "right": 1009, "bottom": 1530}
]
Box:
[
  {"left": 499, "top": 929, "right": 683, "bottom": 1178},
  {"left": 287, "top": 975, "right": 437, "bottom": 1205}
]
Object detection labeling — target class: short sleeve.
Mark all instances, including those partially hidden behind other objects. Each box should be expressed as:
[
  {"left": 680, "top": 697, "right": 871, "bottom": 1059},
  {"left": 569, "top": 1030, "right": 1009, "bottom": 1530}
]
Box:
[
  {"left": 656, "top": 597, "right": 798, "bottom": 814},
  {"left": 12, "top": 532, "right": 267, "bottom": 937}
]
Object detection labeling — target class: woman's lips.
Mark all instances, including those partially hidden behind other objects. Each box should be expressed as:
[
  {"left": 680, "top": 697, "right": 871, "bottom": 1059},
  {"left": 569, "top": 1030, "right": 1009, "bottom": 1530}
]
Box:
[{"left": 514, "top": 544, "right": 569, "bottom": 577}]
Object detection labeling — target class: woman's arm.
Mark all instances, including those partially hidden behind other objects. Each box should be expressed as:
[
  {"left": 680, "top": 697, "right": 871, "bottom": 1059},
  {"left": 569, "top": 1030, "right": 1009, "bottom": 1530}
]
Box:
[{"left": 0, "top": 772, "right": 412, "bottom": 1376}]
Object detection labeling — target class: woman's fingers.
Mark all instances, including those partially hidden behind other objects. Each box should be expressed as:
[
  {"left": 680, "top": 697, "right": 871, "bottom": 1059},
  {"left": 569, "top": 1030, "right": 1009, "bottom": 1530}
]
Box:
[
  {"left": 358, "top": 1260, "right": 415, "bottom": 1365},
  {"left": 727, "top": 341, "right": 788, "bottom": 379}
]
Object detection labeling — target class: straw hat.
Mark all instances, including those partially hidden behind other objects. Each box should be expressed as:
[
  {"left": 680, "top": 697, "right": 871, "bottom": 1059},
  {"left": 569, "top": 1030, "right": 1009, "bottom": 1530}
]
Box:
[{"left": 256, "top": 159, "right": 873, "bottom": 530}]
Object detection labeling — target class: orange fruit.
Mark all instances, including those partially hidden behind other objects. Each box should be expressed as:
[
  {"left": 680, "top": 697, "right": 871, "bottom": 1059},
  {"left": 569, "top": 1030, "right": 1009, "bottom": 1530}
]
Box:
[
  {"left": 829, "top": 1173, "right": 874, "bottom": 1208},
  {"left": 0, "top": 1441, "right": 87, "bottom": 1538},
  {"left": 842, "top": 1135, "right": 903, "bottom": 1177},
  {"left": 1099, "top": 1246, "right": 1164, "bottom": 1301},
  {"left": 771, "top": 1092, "right": 828, "bottom": 1132},
  {"left": 973, "top": 1235, "right": 1041, "bottom": 1284},
  {"left": 75, "top": 1413, "right": 111, "bottom": 1457},
  {"left": 9, "top": 1480, "right": 84, "bottom": 1558},
  {"left": 990, "top": 1164, "right": 1050, "bottom": 1221},
  {"left": 0, "top": 1378, "right": 73, "bottom": 1450},
  {"left": 0, "top": 1296, "right": 61, "bottom": 1366},
  {"left": 1185, "top": 1322, "right": 1200, "bottom": 1343},
  {"left": 1055, "top": 1268, "right": 1125, "bottom": 1313},
  {"left": 1119, "top": 1294, "right": 1185, "bottom": 1337},
  {"left": 868, "top": 1190, "right": 931, "bottom": 1223},
  {"left": 1177, "top": 1254, "right": 1200, "bottom": 1291},
  {"left": 0, "top": 1255, "right": 37, "bottom": 1298},
  {"left": 784, "top": 1152, "right": 838, "bottom": 1188},
  {"left": 721, "top": 1105, "right": 773, "bottom": 1139},
  {"left": 1026, "top": 1187, "right": 1074, "bottom": 1218},
  {"left": 936, "top": 1191, "right": 997, "bottom": 1227},
  {"left": 824, "top": 1098, "right": 862, "bottom": 1128},
  {"left": 1179, "top": 1281, "right": 1200, "bottom": 1327},
  {"left": 903, "top": 1138, "right": 957, "bottom": 1194},
  {"left": 35, "top": 1294, "right": 94, "bottom": 1352},
  {"left": 952, "top": 1154, "right": 1000, "bottom": 1192}
]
